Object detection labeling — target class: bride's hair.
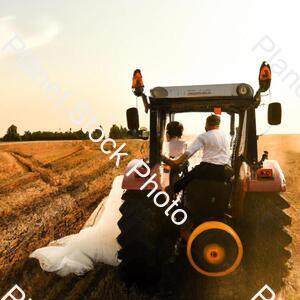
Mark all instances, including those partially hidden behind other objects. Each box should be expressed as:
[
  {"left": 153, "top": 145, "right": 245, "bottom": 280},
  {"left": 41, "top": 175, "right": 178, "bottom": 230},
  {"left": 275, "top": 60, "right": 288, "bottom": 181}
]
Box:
[{"left": 166, "top": 121, "right": 184, "bottom": 138}]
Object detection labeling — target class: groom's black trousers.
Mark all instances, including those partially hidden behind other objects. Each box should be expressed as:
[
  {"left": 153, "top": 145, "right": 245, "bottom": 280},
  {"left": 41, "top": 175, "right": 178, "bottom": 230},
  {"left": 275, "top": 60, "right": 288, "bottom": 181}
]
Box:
[{"left": 173, "top": 162, "right": 230, "bottom": 193}]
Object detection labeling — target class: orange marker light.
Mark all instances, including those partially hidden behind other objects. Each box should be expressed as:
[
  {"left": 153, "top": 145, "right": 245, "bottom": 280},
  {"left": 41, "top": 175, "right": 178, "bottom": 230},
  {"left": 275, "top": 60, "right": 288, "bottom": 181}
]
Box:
[
  {"left": 132, "top": 69, "right": 144, "bottom": 89},
  {"left": 259, "top": 65, "right": 271, "bottom": 81},
  {"left": 214, "top": 107, "right": 222, "bottom": 115},
  {"left": 259, "top": 62, "right": 272, "bottom": 92},
  {"left": 132, "top": 69, "right": 144, "bottom": 97}
]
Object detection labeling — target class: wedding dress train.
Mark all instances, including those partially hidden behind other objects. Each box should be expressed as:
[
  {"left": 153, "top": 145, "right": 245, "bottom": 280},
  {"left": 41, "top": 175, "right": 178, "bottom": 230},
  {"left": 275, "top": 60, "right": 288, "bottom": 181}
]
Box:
[{"left": 30, "top": 176, "right": 123, "bottom": 276}]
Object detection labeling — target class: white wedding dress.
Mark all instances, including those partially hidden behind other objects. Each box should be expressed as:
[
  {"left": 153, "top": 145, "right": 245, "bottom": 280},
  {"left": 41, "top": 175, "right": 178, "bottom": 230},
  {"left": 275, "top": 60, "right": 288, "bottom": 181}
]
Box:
[{"left": 30, "top": 176, "right": 124, "bottom": 276}]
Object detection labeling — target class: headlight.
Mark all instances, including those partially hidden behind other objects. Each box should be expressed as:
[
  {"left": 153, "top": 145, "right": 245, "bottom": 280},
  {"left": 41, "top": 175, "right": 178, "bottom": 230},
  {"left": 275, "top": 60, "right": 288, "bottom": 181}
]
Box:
[
  {"left": 237, "top": 84, "right": 250, "bottom": 96},
  {"left": 150, "top": 87, "right": 168, "bottom": 98}
]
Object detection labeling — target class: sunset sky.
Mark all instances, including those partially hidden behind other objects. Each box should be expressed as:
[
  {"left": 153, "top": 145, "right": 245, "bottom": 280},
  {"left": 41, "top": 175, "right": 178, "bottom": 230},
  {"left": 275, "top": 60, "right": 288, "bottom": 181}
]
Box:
[{"left": 1, "top": 0, "right": 300, "bottom": 136}]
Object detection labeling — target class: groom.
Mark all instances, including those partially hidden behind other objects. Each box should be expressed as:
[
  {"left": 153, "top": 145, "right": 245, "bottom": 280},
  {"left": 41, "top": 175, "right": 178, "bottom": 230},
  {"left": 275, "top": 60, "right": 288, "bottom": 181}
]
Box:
[{"left": 163, "top": 114, "right": 232, "bottom": 193}]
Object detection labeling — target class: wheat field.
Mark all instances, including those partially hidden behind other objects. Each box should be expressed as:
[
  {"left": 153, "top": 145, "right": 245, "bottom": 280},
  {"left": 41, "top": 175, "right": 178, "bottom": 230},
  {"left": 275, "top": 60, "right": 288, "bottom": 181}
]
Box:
[{"left": 0, "top": 136, "right": 299, "bottom": 299}]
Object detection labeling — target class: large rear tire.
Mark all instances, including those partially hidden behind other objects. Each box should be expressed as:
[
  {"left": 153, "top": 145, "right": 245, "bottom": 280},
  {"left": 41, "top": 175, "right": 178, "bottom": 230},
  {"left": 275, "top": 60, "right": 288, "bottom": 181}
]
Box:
[{"left": 117, "top": 190, "right": 178, "bottom": 287}]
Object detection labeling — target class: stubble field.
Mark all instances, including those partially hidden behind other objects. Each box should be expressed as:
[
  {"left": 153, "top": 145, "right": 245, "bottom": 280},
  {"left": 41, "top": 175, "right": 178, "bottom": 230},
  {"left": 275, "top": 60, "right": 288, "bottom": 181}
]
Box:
[{"left": 0, "top": 135, "right": 299, "bottom": 299}]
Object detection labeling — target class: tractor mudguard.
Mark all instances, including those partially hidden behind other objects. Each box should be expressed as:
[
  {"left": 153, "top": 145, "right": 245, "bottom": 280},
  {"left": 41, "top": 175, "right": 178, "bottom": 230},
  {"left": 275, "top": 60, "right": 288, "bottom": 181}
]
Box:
[
  {"left": 121, "top": 159, "right": 162, "bottom": 190},
  {"left": 241, "top": 160, "right": 286, "bottom": 192}
]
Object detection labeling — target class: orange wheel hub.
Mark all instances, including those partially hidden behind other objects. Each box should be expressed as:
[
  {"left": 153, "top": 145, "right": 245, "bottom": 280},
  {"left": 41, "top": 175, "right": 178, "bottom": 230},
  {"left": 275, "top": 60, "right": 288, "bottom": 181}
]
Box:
[
  {"left": 203, "top": 243, "right": 225, "bottom": 265},
  {"left": 186, "top": 221, "right": 243, "bottom": 277}
]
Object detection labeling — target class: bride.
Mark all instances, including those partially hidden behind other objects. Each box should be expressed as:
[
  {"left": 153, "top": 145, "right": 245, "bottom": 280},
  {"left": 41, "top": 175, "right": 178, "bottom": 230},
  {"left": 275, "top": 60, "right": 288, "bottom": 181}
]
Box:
[{"left": 30, "top": 176, "right": 123, "bottom": 276}]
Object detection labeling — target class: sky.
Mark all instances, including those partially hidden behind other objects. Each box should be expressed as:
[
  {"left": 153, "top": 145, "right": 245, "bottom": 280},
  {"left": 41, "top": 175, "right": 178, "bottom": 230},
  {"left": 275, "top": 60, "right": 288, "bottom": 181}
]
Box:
[{"left": 1, "top": 0, "right": 300, "bottom": 136}]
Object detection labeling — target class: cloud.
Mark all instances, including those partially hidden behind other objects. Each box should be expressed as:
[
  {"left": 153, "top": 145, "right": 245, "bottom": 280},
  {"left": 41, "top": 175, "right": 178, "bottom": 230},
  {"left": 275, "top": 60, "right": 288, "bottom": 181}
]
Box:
[{"left": 0, "top": 16, "right": 61, "bottom": 58}]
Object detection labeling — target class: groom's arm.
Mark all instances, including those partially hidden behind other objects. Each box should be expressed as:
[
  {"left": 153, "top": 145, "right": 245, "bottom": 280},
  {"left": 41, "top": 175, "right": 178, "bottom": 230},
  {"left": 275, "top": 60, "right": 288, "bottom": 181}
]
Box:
[{"left": 162, "top": 135, "right": 204, "bottom": 166}]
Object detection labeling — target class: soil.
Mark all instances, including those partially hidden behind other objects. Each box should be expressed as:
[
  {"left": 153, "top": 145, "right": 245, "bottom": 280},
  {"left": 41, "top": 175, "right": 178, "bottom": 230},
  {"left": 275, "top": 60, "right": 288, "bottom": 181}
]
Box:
[{"left": 0, "top": 135, "right": 299, "bottom": 300}]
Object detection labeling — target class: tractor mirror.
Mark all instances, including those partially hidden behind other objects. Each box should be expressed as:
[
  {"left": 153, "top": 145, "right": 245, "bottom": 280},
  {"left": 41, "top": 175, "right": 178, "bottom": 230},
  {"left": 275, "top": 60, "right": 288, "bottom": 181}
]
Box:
[
  {"left": 126, "top": 107, "right": 140, "bottom": 130},
  {"left": 259, "top": 61, "right": 272, "bottom": 92},
  {"left": 268, "top": 102, "right": 282, "bottom": 125}
]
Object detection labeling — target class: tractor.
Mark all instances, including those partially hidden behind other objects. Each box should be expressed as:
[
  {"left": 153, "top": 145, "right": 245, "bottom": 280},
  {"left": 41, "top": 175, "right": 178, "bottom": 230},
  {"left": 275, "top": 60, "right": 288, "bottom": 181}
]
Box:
[{"left": 117, "top": 62, "right": 286, "bottom": 286}]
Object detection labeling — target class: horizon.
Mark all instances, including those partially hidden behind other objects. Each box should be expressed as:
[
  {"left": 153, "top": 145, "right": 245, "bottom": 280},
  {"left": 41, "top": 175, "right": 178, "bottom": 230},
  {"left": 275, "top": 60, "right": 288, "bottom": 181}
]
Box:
[{"left": 1, "top": 0, "right": 300, "bottom": 136}]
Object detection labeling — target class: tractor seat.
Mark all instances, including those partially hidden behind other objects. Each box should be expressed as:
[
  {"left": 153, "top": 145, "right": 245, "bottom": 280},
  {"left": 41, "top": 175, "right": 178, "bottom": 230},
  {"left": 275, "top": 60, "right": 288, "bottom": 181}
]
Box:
[{"left": 185, "top": 180, "right": 231, "bottom": 225}]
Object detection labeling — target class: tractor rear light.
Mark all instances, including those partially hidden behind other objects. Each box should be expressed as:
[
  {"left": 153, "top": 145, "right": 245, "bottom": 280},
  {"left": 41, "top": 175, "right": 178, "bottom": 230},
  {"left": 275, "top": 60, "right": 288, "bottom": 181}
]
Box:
[
  {"left": 214, "top": 107, "right": 222, "bottom": 115},
  {"left": 257, "top": 168, "right": 273, "bottom": 179},
  {"left": 163, "top": 165, "right": 171, "bottom": 173}
]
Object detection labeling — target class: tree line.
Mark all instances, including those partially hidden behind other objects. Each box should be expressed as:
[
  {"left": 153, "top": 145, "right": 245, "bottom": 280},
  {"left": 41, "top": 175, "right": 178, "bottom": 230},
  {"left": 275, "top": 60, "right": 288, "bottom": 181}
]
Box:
[{"left": 0, "top": 124, "right": 129, "bottom": 142}]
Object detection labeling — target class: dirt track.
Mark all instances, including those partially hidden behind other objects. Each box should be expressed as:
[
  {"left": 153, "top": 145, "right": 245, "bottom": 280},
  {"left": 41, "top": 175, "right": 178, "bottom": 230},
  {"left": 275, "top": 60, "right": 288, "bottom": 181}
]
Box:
[{"left": 0, "top": 136, "right": 299, "bottom": 299}]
